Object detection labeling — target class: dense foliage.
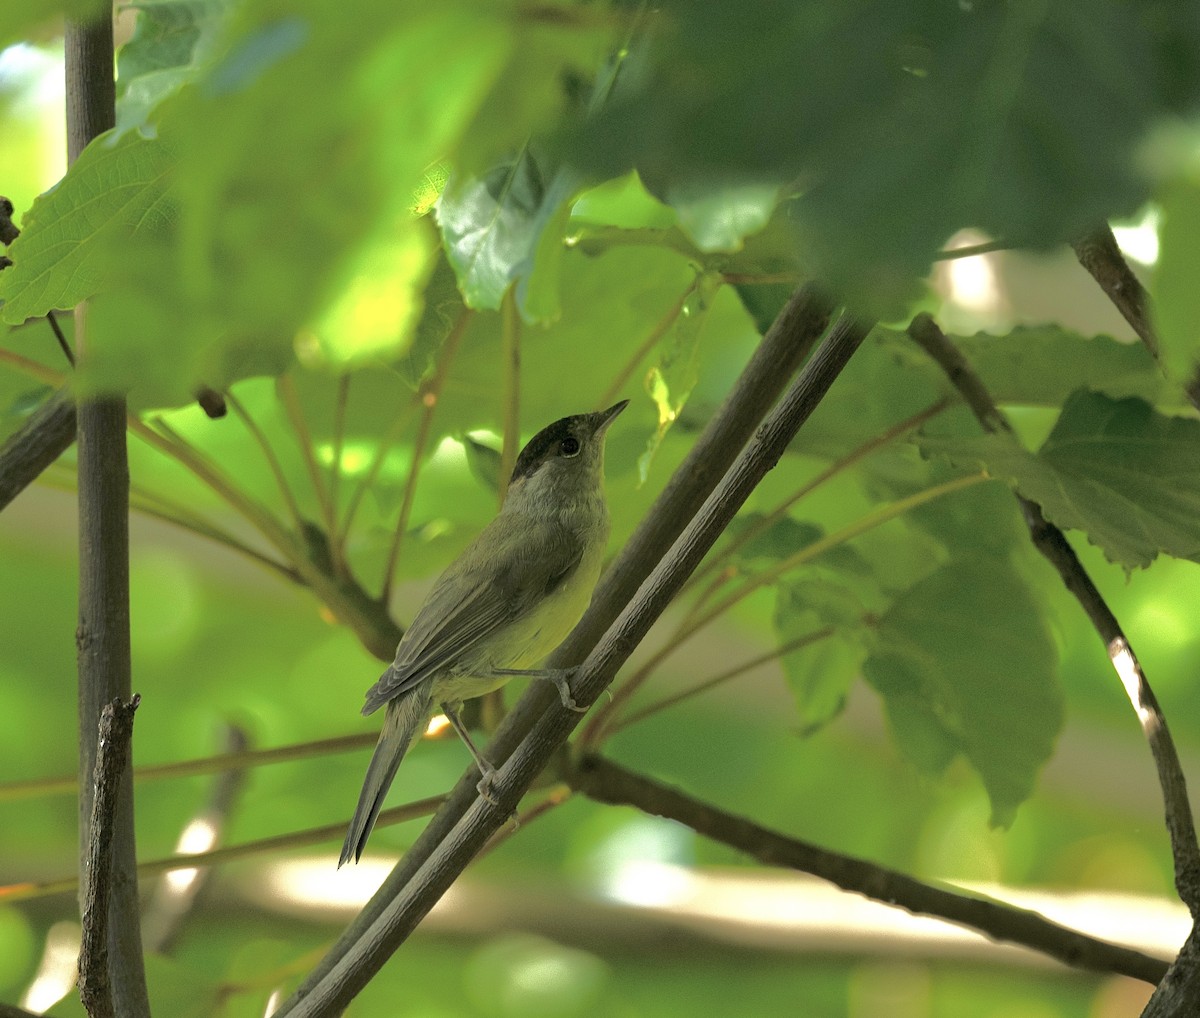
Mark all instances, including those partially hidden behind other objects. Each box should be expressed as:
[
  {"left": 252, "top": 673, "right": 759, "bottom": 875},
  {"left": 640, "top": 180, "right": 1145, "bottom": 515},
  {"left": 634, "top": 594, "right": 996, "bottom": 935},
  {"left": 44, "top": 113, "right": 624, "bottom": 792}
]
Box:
[{"left": 3, "top": 1, "right": 1200, "bottom": 1015}]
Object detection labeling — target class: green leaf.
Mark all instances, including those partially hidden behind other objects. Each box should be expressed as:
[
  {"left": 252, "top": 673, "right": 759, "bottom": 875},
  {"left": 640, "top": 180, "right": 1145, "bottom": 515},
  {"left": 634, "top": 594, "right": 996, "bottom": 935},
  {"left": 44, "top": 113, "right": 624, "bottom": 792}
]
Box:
[
  {"left": 0, "top": 130, "right": 176, "bottom": 325},
  {"left": 877, "top": 324, "right": 1170, "bottom": 408},
  {"left": 666, "top": 178, "right": 779, "bottom": 253},
  {"left": 558, "top": 0, "right": 1175, "bottom": 312},
  {"left": 638, "top": 271, "right": 722, "bottom": 481},
  {"left": 115, "top": 0, "right": 230, "bottom": 135},
  {"left": 863, "top": 556, "right": 1062, "bottom": 826},
  {"left": 774, "top": 575, "right": 870, "bottom": 733},
  {"left": 922, "top": 391, "right": 1200, "bottom": 569},
  {"left": 436, "top": 148, "right": 582, "bottom": 323}
]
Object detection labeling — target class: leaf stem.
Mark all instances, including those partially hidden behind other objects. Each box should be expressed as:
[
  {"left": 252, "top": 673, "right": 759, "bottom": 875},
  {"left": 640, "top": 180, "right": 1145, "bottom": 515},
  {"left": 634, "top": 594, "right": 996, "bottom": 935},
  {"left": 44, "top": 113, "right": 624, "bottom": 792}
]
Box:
[
  {"left": 498, "top": 289, "right": 521, "bottom": 505},
  {"left": 278, "top": 374, "right": 337, "bottom": 547},
  {"left": 597, "top": 277, "right": 698, "bottom": 409},
  {"left": 0, "top": 795, "right": 445, "bottom": 904},
  {"left": 328, "top": 373, "right": 351, "bottom": 572},
  {"left": 380, "top": 309, "right": 471, "bottom": 602},
  {"left": 225, "top": 389, "right": 307, "bottom": 536},
  {"left": 611, "top": 626, "right": 836, "bottom": 733},
  {"left": 687, "top": 397, "right": 952, "bottom": 593}
]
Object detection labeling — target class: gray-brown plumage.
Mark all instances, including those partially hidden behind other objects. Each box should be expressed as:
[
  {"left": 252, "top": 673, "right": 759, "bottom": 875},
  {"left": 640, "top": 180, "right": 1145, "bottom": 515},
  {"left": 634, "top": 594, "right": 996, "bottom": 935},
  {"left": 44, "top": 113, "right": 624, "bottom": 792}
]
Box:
[{"left": 339, "top": 401, "right": 626, "bottom": 866}]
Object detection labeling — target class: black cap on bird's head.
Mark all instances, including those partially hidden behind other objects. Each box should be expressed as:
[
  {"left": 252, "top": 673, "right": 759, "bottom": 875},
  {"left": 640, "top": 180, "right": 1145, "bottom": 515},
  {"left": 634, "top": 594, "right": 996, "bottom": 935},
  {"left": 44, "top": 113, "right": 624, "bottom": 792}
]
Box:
[{"left": 508, "top": 400, "right": 628, "bottom": 488}]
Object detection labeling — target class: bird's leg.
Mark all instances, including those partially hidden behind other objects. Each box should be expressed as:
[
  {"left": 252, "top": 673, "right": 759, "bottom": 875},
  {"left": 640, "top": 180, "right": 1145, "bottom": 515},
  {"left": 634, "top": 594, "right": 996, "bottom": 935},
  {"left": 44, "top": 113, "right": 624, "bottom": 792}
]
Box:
[
  {"left": 490, "top": 667, "right": 587, "bottom": 713},
  {"left": 440, "top": 701, "right": 500, "bottom": 804}
]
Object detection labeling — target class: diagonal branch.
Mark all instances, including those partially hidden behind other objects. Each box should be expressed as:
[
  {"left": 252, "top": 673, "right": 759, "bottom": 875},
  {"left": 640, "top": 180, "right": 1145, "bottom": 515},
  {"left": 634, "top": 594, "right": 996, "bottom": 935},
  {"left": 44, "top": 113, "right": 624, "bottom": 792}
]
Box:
[
  {"left": 273, "top": 284, "right": 839, "bottom": 1015},
  {"left": 0, "top": 388, "right": 77, "bottom": 513},
  {"left": 1072, "top": 225, "right": 1157, "bottom": 357},
  {"left": 907, "top": 312, "right": 1200, "bottom": 917},
  {"left": 569, "top": 754, "right": 1170, "bottom": 985},
  {"left": 282, "top": 303, "right": 872, "bottom": 1018}
]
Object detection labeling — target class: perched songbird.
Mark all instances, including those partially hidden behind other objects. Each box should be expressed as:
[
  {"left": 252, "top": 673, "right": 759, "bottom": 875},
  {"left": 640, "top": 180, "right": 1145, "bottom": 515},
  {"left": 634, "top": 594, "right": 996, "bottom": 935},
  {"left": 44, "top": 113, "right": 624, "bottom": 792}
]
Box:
[{"left": 339, "top": 401, "right": 627, "bottom": 866}]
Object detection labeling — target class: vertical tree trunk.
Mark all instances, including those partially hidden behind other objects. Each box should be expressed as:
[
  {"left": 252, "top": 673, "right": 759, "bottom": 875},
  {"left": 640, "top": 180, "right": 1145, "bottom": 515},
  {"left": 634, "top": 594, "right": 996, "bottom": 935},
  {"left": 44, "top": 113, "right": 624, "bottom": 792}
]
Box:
[{"left": 67, "top": 9, "right": 152, "bottom": 1017}]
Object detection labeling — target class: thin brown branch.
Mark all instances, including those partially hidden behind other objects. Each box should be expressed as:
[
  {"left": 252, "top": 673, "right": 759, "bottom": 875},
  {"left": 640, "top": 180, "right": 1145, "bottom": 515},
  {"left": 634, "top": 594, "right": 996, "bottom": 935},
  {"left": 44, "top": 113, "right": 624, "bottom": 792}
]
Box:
[
  {"left": 0, "top": 731, "right": 377, "bottom": 803},
  {"left": 78, "top": 695, "right": 140, "bottom": 1018},
  {"left": 596, "top": 277, "right": 698, "bottom": 409},
  {"left": 278, "top": 374, "right": 336, "bottom": 541},
  {"left": 46, "top": 311, "right": 76, "bottom": 366},
  {"left": 908, "top": 311, "right": 1200, "bottom": 917},
  {"left": 1071, "top": 225, "right": 1158, "bottom": 357},
  {"left": 569, "top": 755, "right": 1170, "bottom": 985},
  {"left": 226, "top": 389, "right": 307, "bottom": 534},
  {"left": 380, "top": 309, "right": 470, "bottom": 602},
  {"left": 273, "top": 284, "right": 841, "bottom": 1017},
  {"left": 2, "top": 795, "right": 446, "bottom": 905},
  {"left": 0, "top": 388, "right": 76, "bottom": 513},
  {"left": 142, "top": 724, "right": 250, "bottom": 954},
  {"left": 611, "top": 626, "right": 836, "bottom": 733},
  {"left": 498, "top": 290, "right": 521, "bottom": 505},
  {"left": 327, "top": 373, "right": 350, "bottom": 574}
]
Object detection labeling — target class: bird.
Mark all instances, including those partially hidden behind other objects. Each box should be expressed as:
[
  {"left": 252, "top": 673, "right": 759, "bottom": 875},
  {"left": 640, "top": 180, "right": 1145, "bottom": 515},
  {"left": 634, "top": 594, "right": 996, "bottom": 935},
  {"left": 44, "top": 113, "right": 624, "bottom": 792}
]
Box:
[{"left": 339, "top": 400, "right": 628, "bottom": 866}]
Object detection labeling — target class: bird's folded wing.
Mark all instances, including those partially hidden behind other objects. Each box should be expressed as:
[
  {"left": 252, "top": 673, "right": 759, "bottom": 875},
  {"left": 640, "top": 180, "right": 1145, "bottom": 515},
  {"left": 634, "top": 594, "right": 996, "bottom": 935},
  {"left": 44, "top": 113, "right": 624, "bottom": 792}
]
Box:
[{"left": 362, "top": 514, "right": 582, "bottom": 714}]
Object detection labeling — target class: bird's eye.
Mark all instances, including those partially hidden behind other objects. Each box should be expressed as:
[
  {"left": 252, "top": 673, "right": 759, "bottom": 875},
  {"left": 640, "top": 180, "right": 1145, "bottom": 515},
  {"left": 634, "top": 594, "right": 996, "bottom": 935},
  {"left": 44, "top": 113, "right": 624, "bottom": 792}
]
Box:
[{"left": 560, "top": 436, "right": 581, "bottom": 457}]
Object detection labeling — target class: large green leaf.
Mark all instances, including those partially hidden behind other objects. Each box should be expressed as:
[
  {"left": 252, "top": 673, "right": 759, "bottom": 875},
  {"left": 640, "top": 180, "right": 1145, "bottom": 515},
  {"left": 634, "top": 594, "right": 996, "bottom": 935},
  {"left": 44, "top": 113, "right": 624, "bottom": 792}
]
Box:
[
  {"left": 0, "top": 131, "right": 175, "bottom": 324},
  {"left": 922, "top": 391, "right": 1200, "bottom": 569},
  {"left": 557, "top": 0, "right": 1193, "bottom": 311},
  {"left": 863, "top": 556, "right": 1062, "bottom": 826}
]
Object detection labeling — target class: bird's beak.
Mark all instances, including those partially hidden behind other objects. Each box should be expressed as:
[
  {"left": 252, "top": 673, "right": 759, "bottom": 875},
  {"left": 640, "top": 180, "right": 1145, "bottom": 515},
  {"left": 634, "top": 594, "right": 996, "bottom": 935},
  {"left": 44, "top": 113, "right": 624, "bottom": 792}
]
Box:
[{"left": 595, "top": 399, "right": 629, "bottom": 435}]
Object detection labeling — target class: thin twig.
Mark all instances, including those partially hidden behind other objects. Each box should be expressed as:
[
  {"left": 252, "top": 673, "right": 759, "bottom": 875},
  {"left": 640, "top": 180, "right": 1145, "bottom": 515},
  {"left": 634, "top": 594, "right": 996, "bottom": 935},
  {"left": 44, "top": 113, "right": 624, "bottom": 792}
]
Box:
[
  {"left": 78, "top": 695, "right": 140, "bottom": 1018},
  {"left": 908, "top": 311, "right": 1200, "bottom": 917},
  {"left": 328, "top": 373, "right": 351, "bottom": 575},
  {"left": 569, "top": 755, "right": 1170, "bottom": 985},
  {"left": 278, "top": 375, "right": 336, "bottom": 542},
  {"left": 380, "top": 309, "right": 470, "bottom": 602},
  {"left": 687, "top": 396, "right": 952, "bottom": 592},
  {"left": 225, "top": 390, "right": 307, "bottom": 535},
  {"left": 611, "top": 626, "right": 836, "bottom": 733},
  {"left": 272, "top": 284, "right": 838, "bottom": 1016},
  {"left": 45, "top": 312, "right": 76, "bottom": 366},
  {"left": 1071, "top": 225, "right": 1158, "bottom": 357},
  {"left": 932, "top": 238, "right": 1014, "bottom": 261},
  {"left": 142, "top": 724, "right": 250, "bottom": 953},
  {"left": 0, "top": 731, "right": 377, "bottom": 803},
  {"left": 498, "top": 290, "right": 521, "bottom": 505},
  {"left": 2, "top": 795, "right": 446, "bottom": 905},
  {"left": 596, "top": 277, "right": 698, "bottom": 409}
]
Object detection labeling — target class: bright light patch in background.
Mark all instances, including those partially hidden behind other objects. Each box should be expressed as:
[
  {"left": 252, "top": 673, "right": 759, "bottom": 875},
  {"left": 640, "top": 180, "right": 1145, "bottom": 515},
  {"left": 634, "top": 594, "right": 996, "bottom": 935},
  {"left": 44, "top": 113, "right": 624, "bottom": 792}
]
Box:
[
  {"left": 1112, "top": 207, "right": 1160, "bottom": 266},
  {"left": 21, "top": 921, "right": 79, "bottom": 1014},
  {"left": 315, "top": 441, "right": 372, "bottom": 476},
  {"left": 166, "top": 818, "right": 218, "bottom": 893},
  {"left": 585, "top": 815, "right": 695, "bottom": 906},
  {"left": 941, "top": 230, "right": 1003, "bottom": 316},
  {"left": 0, "top": 44, "right": 65, "bottom": 111},
  {"left": 426, "top": 713, "right": 451, "bottom": 737}
]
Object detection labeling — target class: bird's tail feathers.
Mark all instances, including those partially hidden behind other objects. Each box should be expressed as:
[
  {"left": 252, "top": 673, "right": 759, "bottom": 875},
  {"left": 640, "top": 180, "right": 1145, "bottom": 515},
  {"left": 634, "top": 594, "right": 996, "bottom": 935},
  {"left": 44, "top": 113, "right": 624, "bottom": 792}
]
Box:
[{"left": 338, "top": 683, "right": 433, "bottom": 867}]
